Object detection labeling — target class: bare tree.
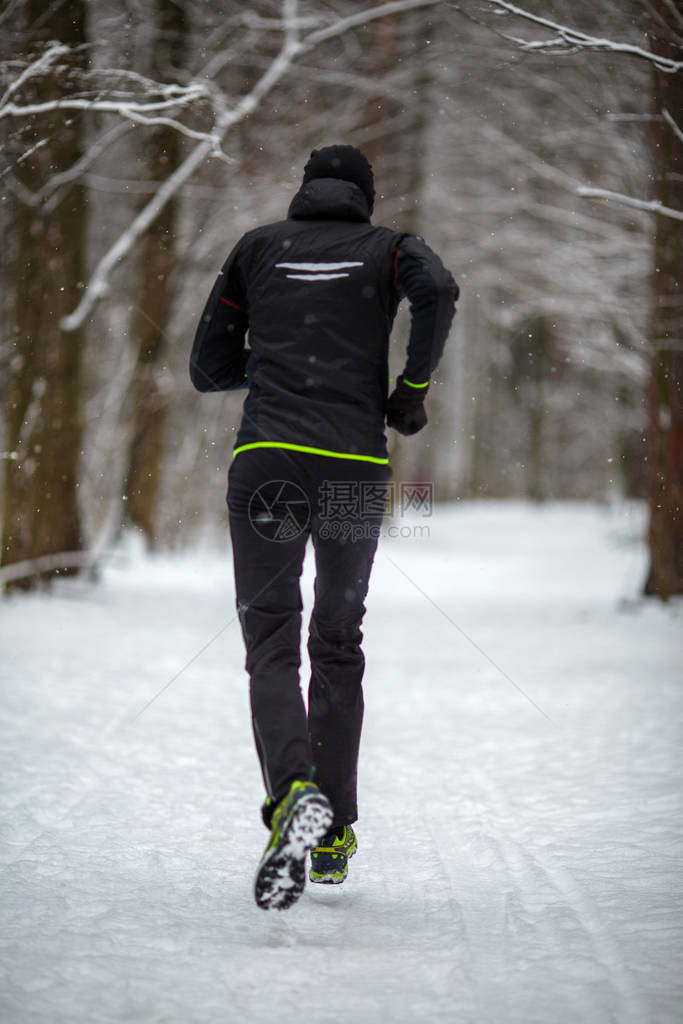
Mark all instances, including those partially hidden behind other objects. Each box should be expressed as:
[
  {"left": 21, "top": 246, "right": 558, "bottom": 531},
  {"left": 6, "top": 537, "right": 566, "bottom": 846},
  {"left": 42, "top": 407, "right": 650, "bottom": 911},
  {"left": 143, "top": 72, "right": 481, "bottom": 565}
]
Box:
[
  {"left": 644, "top": 0, "right": 683, "bottom": 597},
  {"left": 1, "top": 0, "right": 88, "bottom": 590},
  {"left": 121, "top": 0, "right": 189, "bottom": 546},
  {"left": 473, "top": 0, "right": 681, "bottom": 593},
  {"left": 0, "top": 0, "right": 444, "bottom": 584},
  {"left": 0, "top": 0, "right": 672, "bottom": 590}
]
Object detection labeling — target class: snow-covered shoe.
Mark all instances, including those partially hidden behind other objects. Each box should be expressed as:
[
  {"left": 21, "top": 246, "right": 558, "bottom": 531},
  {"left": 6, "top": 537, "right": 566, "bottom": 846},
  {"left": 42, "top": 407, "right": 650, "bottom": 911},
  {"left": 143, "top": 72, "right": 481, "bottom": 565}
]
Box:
[
  {"left": 254, "top": 779, "right": 333, "bottom": 911},
  {"left": 309, "top": 825, "right": 357, "bottom": 885}
]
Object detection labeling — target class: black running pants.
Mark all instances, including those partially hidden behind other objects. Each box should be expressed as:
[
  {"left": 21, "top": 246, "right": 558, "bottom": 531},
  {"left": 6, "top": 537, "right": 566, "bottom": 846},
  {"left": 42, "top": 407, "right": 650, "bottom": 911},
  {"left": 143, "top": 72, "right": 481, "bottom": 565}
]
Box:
[{"left": 227, "top": 448, "right": 390, "bottom": 828}]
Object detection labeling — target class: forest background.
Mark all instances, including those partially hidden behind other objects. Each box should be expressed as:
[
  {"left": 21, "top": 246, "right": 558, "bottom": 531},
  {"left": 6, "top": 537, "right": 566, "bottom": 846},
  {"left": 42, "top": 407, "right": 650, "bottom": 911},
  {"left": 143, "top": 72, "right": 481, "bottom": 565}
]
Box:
[{"left": 0, "top": 0, "right": 681, "bottom": 596}]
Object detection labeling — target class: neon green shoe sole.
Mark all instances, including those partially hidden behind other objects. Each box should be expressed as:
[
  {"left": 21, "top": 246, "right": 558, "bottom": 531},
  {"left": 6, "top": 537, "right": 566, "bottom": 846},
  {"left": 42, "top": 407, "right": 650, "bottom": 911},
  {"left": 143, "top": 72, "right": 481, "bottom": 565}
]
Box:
[
  {"left": 309, "top": 825, "right": 357, "bottom": 885},
  {"left": 254, "top": 780, "right": 333, "bottom": 910}
]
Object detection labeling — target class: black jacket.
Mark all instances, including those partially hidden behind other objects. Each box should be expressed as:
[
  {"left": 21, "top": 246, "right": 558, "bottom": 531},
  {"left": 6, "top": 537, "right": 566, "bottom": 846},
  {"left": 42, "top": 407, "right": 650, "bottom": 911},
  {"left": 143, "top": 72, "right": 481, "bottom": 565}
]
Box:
[{"left": 190, "top": 177, "right": 458, "bottom": 463}]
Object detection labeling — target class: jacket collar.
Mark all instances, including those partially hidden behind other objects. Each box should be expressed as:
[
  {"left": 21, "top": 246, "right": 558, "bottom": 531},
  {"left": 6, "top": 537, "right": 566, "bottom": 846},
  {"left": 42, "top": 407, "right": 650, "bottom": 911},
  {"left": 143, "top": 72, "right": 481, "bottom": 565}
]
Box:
[{"left": 288, "top": 178, "right": 371, "bottom": 223}]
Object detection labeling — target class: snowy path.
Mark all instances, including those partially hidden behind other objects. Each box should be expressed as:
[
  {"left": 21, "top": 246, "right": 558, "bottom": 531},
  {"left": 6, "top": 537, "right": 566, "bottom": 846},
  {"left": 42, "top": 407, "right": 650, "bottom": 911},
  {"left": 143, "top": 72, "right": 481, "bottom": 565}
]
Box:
[{"left": 1, "top": 502, "right": 681, "bottom": 1023}]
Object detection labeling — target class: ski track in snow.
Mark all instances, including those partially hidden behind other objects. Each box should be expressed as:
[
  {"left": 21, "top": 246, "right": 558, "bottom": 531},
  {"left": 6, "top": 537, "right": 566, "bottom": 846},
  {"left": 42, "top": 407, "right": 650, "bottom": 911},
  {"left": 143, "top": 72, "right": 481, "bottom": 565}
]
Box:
[
  {"left": 0, "top": 501, "right": 681, "bottom": 1024},
  {"left": 463, "top": 768, "right": 649, "bottom": 1023}
]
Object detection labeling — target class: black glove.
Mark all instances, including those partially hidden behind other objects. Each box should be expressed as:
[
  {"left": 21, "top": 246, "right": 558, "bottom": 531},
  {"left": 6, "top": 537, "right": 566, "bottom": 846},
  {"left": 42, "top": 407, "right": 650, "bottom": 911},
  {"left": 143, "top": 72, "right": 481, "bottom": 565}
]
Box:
[{"left": 386, "top": 375, "right": 429, "bottom": 436}]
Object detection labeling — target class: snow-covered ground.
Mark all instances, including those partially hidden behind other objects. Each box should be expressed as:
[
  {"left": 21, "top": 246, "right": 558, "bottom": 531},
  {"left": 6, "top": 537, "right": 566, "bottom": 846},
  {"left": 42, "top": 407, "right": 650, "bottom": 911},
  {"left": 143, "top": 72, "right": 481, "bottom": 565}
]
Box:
[{"left": 1, "top": 501, "right": 681, "bottom": 1024}]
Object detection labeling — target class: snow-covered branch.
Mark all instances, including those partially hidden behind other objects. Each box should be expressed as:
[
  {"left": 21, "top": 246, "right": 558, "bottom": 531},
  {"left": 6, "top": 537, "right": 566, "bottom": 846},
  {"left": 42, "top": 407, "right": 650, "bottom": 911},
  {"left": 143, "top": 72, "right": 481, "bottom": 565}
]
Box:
[
  {"left": 81, "top": 67, "right": 203, "bottom": 98},
  {"left": 239, "top": 10, "right": 325, "bottom": 32},
  {"left": 118, "top": 108, "right": 224, "bottom": 149},
  {"left": 301, "top": 0, "right": 442, "bottom": 50},
  {"left": 577, "top": 186, "right": 683, "bottom": 222},
  {"left": 60, "top": 140, "right": 214, "bottom": 332},
  {"left": 0, "top": 43, "right": 213, "bottom": 142},
  {"left": 0, "top": 86, "right": 208, "bottom": 121},
  {"left": 662, "top": 108, "right": 683, "bottom": 144},
  {"left": 60, "top": 0, "right": 444, "bottom": 332},
  {"left": 60, "top": 0, "right": 301, "bottom": 332},
  {"left": 484, "top": 1, "right": 683, "bottom": 72},
  {"left": 0, "top": 135, "right": 48, "bottom": 181},
  {"left": 7, "top": 122, "right": 131, "bottom": 210},
  {"left": 0, "top": 41, "right": 69, "bottom": 109}
]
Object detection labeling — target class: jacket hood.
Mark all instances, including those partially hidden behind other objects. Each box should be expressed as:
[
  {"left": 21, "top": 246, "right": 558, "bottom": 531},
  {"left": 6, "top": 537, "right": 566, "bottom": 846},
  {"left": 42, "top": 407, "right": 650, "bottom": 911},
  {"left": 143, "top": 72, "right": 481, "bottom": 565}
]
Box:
[{"left": 287, "top": 177, "right": 371, "bottom": 223}]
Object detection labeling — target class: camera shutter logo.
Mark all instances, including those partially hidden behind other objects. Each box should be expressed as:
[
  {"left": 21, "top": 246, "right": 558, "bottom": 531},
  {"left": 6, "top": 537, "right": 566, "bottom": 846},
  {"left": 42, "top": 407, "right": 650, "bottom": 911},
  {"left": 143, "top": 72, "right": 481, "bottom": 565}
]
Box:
[{"left": 248, "top": 480, "right": 311, "bottom": 542}]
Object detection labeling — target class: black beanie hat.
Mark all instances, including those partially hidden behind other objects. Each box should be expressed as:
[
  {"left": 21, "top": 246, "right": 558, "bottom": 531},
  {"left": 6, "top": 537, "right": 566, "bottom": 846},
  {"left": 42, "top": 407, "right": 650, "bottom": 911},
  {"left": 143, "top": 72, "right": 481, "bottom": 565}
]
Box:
[{"left": 302, "top": 145, "right": 375, "bottom": 213}]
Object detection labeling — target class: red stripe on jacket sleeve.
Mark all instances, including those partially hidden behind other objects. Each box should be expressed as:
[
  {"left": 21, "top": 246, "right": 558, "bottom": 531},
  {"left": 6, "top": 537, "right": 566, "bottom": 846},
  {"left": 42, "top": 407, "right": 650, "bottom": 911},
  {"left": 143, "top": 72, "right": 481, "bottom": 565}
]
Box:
[{"left": 220, "top": 296, "right": 245, "bottom": 312}]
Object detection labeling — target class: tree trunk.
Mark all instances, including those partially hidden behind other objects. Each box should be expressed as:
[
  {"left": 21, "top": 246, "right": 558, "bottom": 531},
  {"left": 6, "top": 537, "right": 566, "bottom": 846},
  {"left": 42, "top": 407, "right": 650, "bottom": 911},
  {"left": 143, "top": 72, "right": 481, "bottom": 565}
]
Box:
[
  {"left": 644, "top": 7, "right": 683, "bottom": 598},
  {"left": 527, "top": 316, "right": 551, "bottom": 503},
  {"left": 1, "top": 0, "right": 87, "bottom": 590},
  {"left": 121, "top": 0, "right": 188, "bottom": 547}
]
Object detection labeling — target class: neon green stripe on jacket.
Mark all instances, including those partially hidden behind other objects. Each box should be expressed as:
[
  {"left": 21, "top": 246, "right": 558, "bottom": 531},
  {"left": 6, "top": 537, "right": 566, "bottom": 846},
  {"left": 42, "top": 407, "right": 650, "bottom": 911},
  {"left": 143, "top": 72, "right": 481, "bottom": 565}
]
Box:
[{"left": 233, "top": 441, "right": 389, "bottom": 465}]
